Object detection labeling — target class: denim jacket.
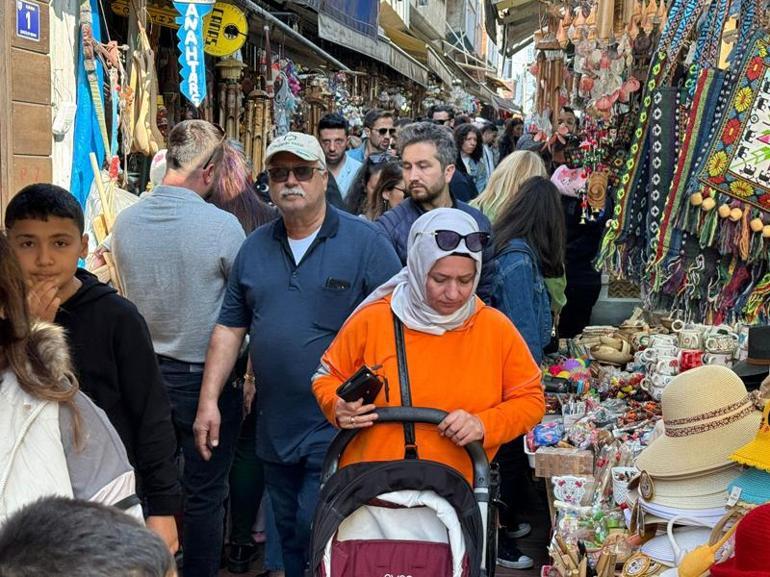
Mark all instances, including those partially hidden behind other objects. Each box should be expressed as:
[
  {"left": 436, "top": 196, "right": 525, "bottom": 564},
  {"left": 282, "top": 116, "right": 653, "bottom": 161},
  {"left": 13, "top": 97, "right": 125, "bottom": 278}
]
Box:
[{"left": 492, "top": 238, "right": 552, "bottom": 364}]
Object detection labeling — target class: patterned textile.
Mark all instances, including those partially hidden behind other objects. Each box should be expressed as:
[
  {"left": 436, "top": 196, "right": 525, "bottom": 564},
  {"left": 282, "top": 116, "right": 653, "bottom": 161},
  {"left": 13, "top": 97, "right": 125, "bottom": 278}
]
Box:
[{"left": 698, "top": 33, "right": 770, "bottom": 213}]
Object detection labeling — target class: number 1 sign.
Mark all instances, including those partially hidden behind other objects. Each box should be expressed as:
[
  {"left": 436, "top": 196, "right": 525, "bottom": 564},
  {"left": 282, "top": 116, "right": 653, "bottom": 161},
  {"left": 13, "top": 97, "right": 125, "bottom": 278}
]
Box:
[{"left": 16, "top": 0, "right": 41, "bottom": 42}]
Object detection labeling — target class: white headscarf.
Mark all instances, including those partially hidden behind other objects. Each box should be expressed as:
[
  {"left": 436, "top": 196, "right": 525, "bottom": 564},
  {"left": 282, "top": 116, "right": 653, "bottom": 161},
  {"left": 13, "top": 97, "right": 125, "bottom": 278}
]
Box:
[{"left": 358, "top": 208, "right": 483, "bottom": 335}]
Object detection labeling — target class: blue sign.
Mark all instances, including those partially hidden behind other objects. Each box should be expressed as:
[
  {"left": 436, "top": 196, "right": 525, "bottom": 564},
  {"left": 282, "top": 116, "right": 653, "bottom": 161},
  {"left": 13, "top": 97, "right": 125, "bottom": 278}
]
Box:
[
  {"left": 173, "top": 1, "right": 214, "bottom": 108},
  {"left": 16, "top": 0, "right": 40, "bottom": 42}
]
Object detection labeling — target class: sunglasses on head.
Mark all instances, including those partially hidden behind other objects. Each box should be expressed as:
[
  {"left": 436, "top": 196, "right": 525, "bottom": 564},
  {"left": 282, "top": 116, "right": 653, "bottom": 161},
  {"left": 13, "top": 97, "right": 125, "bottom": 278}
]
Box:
[
  {"left": 267, "top": 166, "right": 324, "bottom": 183},
  {"left": 375, "top": 128, "right": 397, "bottom": 136},
  {"left": 419, "top": 230, "right": 490, "bottom": 253}
]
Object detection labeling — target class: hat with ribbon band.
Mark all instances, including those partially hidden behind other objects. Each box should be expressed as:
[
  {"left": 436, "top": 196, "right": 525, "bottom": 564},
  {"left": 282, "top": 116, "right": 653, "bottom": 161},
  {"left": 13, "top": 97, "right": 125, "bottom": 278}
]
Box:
[{"left": 635, "top": 366, "right": 762, "bottom": 478}]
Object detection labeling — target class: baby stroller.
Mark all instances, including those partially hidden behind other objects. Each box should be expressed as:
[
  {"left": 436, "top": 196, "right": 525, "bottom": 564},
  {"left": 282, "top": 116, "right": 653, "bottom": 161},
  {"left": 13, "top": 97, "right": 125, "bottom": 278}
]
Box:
[{"left": 307, "top": 407, "right": 499, "bottom": 577}]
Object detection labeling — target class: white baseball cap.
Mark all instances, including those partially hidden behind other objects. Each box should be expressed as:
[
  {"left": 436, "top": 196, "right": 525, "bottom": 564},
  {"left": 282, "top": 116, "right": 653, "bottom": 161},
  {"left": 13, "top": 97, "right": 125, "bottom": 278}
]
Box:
[{"left": 264, "top": 132, "right": 326, "bottom": 169}]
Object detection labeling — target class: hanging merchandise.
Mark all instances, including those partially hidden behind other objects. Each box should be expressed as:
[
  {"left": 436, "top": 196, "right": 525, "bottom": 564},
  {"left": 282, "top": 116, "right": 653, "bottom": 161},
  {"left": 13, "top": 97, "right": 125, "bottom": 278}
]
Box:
[
  {"left": 203, "top": 2, "right": 247, "bottom": 57},
  {"left": 173, "top": 0, "right": 215, "bottom": 108},
  {"left": 216, "top": 56, "right": 246, "bottom": 140},
  {"left": 650, "top": 1, "right": 769, "bottom": 324},
  {"left": 126, "top": 21, "right": 164, "bottom": 156},
  {"left": 597, "top": 0, "right": 719, "bottom": 276}
]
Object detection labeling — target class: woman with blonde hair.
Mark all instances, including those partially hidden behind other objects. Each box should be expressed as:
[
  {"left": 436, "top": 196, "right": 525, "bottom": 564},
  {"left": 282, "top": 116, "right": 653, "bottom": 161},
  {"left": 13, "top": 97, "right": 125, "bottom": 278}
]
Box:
[{"left": 471, "top": 150, "right": 548, "bottom": 223}]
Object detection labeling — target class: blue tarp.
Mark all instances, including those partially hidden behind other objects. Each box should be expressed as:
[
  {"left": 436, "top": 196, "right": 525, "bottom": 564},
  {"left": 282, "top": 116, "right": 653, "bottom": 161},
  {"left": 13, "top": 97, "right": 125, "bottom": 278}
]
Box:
[
  {"left": 69, "top": 1, "right": 106, "bottom": 207},
  {"left": 320, "top": 0, "right": 378, "bottom": 39}
]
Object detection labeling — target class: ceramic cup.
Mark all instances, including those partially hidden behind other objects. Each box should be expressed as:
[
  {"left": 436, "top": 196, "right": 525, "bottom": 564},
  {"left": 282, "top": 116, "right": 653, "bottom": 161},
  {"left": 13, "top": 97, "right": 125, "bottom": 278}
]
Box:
[
  {"left": 678, "top": 349, "right": 704, "bottom": 372},
  {"left": 655, "top": 355, "right": 680, "bottom": 376},
  {"left": 641, "top": 374, "right": 674, "bottom": 401},
  {"left": 703, "top": 352, "right": 733, "bottom": 367},
  {"left": 705, "top": 332, "right": 738, "bottom": 354},
  {"left": 642, "top": 344, "right": 679, "bottom": 363},
  {"left": 678, "top": 329, "right": 704, "bottom": 351}
]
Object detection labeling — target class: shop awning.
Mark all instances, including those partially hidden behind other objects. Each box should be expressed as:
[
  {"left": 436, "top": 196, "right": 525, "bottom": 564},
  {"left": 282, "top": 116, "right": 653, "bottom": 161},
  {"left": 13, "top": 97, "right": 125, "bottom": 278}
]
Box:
[
  {"left": 493, "top": 95, "right": 521, "bottom": 112},
  {"left": 427, "top": 47, "right": 456, "bottom": 87},
  {"left": 318, "top": 13, "right": 429, "bottom": 86}
]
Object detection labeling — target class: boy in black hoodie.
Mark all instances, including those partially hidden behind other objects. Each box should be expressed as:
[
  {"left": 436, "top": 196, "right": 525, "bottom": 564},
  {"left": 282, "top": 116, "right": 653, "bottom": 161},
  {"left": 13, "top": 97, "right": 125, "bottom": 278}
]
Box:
[{"left": 5, "top": 184, "right": 181, "bottom": 553}]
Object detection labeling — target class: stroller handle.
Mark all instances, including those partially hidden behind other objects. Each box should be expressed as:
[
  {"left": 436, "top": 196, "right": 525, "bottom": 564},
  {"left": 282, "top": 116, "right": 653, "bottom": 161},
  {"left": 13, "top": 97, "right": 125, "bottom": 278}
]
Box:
[{"left": 321, "top": 407, "right": 491, "bottom": 495}]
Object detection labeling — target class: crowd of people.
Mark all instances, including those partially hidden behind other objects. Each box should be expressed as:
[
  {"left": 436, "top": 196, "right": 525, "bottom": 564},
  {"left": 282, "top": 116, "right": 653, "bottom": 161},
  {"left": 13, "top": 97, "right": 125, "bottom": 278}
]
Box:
[{"left": 0, "top": 103, "right": 606, "bottom": 577}]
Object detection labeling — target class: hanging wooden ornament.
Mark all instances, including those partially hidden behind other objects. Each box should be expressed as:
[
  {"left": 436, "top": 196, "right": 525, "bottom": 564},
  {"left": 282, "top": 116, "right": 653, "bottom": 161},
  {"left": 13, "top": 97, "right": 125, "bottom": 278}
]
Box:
[{"left": 598, "top": 0, "right": 615, "bottom": 41}]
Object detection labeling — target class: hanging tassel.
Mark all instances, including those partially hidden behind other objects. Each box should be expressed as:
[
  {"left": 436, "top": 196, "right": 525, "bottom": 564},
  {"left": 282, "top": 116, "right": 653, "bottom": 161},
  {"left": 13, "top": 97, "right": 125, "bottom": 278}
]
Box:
[
  {"left": 661, "top": 255, "right": 685, "bottom": 295},
  {"left": 744, "top": 270, "right": 770, "bottom": 323},
  {"left": 738, "top": 206, "right": 750, "bottom": 261},
  {"left": 699, "top": 208, "right": 719, "bottom": 248}
]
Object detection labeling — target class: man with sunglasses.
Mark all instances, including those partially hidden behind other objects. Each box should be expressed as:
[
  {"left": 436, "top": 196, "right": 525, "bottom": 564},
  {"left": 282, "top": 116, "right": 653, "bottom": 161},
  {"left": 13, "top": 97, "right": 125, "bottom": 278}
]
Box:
[
  {"left": 194, "top": 132, "right": 401, "bottom": 577},
  {"left": 375, "top": 121, "right": 495, "bottom": 303},
  {"left": 347, "top": 108, "right": 397, "bottom": 163},
  {"left": 113, "top": 120, "right": 246, "bottom": 577},
  {"left": 428, "top": 104, "right": 455, "bottom": 128}
]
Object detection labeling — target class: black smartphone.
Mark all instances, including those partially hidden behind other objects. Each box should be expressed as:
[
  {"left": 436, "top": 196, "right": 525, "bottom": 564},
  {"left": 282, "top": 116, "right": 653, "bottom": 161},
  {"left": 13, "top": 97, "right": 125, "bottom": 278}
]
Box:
[{"left": 336, "top": 365, "right": 386, "bottom": 404}]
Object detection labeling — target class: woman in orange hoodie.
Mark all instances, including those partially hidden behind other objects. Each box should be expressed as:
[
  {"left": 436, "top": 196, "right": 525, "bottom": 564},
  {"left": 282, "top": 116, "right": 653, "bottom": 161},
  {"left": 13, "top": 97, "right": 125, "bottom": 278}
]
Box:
[{"left": 312, "top": 208, "right": 545, "bottom": 485}]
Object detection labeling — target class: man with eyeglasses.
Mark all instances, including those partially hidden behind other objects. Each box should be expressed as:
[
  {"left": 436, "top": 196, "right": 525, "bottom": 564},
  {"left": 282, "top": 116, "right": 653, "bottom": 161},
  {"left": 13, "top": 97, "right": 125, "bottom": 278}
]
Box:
[
  {"left": 375, "top": 121, "right": 494, "bottom": 303},
  {"left": 318, "top": 113, "right": 362, "bottom": 201},
  {"left": 112, "top": 120, "right": 246, "bottom": 577},
  {"left": 347, "top": 108, "right": 397, "bottom": 163},
  {"left": 194, "top": 132, "right": 401, "bottom": 577}
]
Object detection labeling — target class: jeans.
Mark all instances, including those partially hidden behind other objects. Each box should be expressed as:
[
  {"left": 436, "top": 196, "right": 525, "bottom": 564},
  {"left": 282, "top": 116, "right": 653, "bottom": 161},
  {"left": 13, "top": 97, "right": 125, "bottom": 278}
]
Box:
[
  {"left": 159, "top": 357, "right": 242, "bottom": 577},
  {"left": 263, "top": 448, "right": 325, "bottom": 577}
]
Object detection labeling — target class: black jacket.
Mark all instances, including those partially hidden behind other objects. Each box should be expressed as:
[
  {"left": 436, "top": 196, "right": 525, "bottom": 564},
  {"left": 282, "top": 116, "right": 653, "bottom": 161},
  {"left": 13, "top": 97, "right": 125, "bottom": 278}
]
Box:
[{"left": 55, "top": 269, "right": 181, "bottom": 516}]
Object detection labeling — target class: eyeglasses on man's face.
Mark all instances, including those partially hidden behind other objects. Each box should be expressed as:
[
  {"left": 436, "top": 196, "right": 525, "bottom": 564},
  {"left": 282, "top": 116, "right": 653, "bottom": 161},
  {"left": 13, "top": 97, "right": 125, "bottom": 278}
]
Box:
[
  {"left": 375, "top": 128, "right": 397, "bottom": 136},
  {"left": 267, "top": 166, "right": 325, "bottom": 183}
]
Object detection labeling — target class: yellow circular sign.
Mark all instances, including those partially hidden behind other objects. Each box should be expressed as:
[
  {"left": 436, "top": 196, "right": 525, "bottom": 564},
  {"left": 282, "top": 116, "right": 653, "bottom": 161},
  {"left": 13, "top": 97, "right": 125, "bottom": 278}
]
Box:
[{"left": 203, "top": 3, "right": 248, "bottom": 57}]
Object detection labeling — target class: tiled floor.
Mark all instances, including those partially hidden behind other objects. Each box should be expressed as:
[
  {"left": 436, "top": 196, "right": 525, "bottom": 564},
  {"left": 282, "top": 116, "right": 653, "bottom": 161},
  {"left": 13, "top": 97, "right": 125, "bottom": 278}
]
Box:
[{"left": 215, "top": 478, "right": 552, "bottom": 577}]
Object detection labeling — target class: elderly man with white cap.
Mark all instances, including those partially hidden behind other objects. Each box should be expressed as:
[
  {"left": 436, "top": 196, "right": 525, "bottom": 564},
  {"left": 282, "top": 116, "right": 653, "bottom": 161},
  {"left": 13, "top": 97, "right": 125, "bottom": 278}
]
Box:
[{"left": 194, "top": 132, "right": 401, "bottom": 577}]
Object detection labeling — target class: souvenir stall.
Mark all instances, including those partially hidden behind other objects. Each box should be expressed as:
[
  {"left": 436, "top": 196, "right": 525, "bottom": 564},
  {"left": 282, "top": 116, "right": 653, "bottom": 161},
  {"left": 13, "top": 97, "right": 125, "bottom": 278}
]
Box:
[
  {"left": 588, "top": 0, "right": 770, "bottom": 325},
  {"left": 529, "top": 313, "right": 770, "bottom": 577}
]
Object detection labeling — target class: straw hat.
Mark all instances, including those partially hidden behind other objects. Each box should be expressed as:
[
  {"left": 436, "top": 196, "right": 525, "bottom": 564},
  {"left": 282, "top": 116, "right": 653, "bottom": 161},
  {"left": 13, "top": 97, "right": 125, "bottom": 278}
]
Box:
[
  {"left": 710, "top": 504, "right": 770, "bottom": 577},
  {"left": 729, "top": 401, "right": 770, "bottom": 473},
  {"left": 635, "top": 366, "right": 762, "bottom": 478},
  {"left": 727, "top": 467, "right": 770, "bottom": 506},
  {"left": 633, "top": 466, "right": 741, "bottom": 510}
]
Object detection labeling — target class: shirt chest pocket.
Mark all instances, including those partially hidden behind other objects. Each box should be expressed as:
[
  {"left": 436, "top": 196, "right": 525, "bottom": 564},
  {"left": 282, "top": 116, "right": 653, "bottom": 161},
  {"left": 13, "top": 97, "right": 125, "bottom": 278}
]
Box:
[{"left": 313, "top": 286, "right": 356, "bottom": 332}]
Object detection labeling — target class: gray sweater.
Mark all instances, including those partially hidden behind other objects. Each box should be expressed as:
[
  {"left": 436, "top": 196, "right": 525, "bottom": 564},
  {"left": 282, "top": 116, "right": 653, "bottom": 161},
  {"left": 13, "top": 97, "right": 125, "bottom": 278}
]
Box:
[{"left": 112, "top": 185, "right": 245, "bottom": 363}]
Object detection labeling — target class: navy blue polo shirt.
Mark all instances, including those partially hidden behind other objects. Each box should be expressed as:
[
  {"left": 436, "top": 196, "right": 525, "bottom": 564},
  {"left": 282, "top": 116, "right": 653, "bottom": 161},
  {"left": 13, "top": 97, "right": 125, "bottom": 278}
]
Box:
[{"left": 218, "top": 206, "right": 402, "bottom": 463}]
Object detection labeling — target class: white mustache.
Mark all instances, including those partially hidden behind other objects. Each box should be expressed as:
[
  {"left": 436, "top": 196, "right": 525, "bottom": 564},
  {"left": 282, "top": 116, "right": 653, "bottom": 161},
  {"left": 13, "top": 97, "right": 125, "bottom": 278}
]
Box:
[{"left": 280, "top": 187, "right": 305, "bottom": 198}]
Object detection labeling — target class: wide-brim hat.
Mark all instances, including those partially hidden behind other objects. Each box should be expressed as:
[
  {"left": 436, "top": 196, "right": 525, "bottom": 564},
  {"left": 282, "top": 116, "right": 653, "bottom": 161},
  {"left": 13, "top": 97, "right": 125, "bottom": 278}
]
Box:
[
  {"left": 623, "top": 488, "right": 727, "bottom": 527},
  {"left": 633, "top": 466, "right": 741, "bottom": 510},
  {"left": 635, "top": 366, "right": 762, "bottom": 478},
  {"left": 728, "top": 467, "right": 770, "bottom": 506},
  {"left": 730, "top": 401, "right": 770, "bottom": 472},
  {"left": 710, "top": 504, "right": 770, "bottom": 577}
]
